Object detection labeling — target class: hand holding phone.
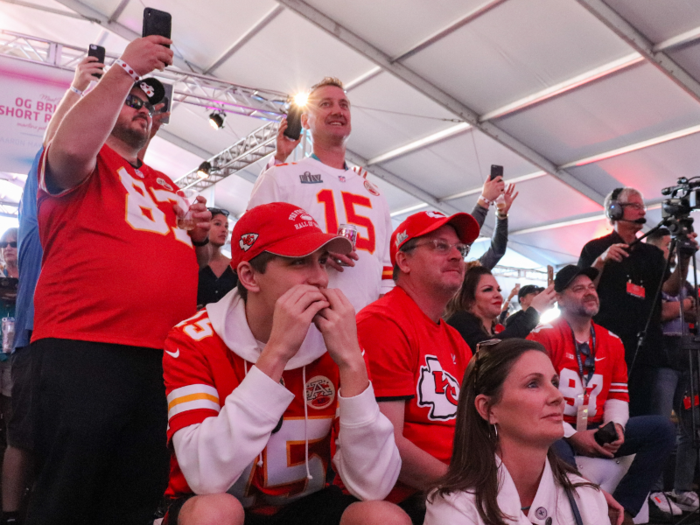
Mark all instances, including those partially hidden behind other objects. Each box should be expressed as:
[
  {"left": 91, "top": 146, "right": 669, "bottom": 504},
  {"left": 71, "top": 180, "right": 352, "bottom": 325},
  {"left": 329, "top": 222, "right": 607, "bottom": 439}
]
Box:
[
  {"left": 547, "top": 265, "right": 554, "bottom": 286},
  {"left": 594, "top": 421, "right": 619, "bottom": 446}
]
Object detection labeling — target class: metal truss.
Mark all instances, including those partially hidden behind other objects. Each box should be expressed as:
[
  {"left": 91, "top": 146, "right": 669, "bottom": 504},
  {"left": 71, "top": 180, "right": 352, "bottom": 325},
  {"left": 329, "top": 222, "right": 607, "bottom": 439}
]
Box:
[
  {"left": 0, "top": 30, "right": 289, "bottom": 121},
  {"left": 174, "top": 121, "right": 279, "bottom": 190}
]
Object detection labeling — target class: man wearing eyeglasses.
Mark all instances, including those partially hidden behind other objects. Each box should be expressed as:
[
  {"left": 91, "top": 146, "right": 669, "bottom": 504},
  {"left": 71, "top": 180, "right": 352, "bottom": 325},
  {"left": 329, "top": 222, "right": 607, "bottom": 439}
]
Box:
[
  {"left": 579, "top": 187, "right": 695, "bottom": 417},
  {"left": 355, "top": 210, "right": 479, "bottom": 524},
  {"left": 528, "top": 265, "right": 674, "bottom": 524},
  {"left": 28, "top": 36, "right": 212, "bottom": 525}
]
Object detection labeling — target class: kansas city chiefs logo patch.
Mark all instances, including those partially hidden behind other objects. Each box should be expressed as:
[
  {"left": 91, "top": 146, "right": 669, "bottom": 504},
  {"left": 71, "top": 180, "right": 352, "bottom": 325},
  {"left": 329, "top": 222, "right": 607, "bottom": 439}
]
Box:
[
  {"left": 139, "top": 81, "right": 155, "bottom": 98},
  {"left": 426, "top": 211, "right": 446, "bottom": 219},
  {"left": 417, "top": 356, "right": 459, "bottom": 420},
  {"left": 395, "top": 231, "right": 408, "bottom": 248},
  {"left": 305, "top": 375, "right": 336, "bottom": 409},
  {"left": 239, "top": 233, "right": 259, "bottom": 251}
]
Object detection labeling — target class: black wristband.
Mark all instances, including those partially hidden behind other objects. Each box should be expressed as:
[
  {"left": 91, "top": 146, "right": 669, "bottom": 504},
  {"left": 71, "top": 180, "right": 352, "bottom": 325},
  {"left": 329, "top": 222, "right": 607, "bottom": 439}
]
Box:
[{"left": 191, "top": 237, "right": 209, "bottom": 247}]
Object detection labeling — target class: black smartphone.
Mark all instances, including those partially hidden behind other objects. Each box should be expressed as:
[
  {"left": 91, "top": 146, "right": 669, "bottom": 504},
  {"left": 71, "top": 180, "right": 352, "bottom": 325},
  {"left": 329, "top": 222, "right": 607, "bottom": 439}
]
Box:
[
  {"left": 284, "top": 104, "right": 303, "bottom": 141},
  {"left": 490, "top": 164, "right": 503, "bottom": 181},
  {"left": 594, "top": 421, "right": 619, "bottom": 446},
  {"left": 87, "top": 44, "right": 105, "bottom": 78},
  {"left": 142, "top": 7, "right": 172, "bottom": 48},
  {"left": 159, "top": 83, "right": 173, "bottom": 124}
]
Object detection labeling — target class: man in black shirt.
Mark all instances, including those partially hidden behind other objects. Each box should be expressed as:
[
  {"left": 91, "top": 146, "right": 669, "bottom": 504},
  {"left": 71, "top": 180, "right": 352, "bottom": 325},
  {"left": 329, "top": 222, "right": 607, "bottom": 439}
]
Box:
[{"left": 579, "top": 187, "right": 694, "bottom": 416}]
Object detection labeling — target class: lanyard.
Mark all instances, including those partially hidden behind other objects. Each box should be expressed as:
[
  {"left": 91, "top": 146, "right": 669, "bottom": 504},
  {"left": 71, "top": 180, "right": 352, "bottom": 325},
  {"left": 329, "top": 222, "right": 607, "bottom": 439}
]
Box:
[{"left": 568, "top": 324, "right": 596, "bottom": 388}]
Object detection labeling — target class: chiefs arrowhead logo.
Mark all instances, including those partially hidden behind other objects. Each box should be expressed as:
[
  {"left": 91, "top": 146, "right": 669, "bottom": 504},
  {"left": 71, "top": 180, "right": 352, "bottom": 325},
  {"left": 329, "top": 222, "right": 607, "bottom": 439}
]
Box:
[
  {"left": 139, "top": 81, "right": 155, "bottom": 98},
  {"left": 417, "top": 355, "right": 459, "bottom": 420},
  {"left": 425, "top": 211, "right": 446, "bottom": 219},
  {"left": 239, "top": 233, "right": 259, "bottom": 251}
]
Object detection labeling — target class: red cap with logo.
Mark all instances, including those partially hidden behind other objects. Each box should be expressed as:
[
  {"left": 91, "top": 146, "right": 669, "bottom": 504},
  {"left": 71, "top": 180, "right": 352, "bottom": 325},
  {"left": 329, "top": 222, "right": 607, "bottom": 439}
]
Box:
[
  {"left": 390, "top": 210, "right": 480, "bottom": 266},
  {"left": 231, "top": 202, "right": 353, "bottom": 270}
]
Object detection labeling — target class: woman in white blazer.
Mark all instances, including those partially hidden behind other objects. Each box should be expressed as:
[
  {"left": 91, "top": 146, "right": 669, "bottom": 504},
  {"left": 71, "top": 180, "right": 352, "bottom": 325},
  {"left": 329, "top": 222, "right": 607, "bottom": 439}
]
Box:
[{"left": 425, "top": 339, "right": 610, "bottom": 525}]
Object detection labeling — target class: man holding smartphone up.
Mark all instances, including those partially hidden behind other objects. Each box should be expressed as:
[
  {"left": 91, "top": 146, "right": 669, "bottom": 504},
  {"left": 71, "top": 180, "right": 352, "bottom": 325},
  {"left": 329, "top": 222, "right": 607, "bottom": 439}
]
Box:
[
  {"left": 528, "top": 265, "right": 675, "bottom": 524},
  {"left": 28, "top": 35, "right": 212, "bottom": 525},
  {"left": 248, "top": 78, "right": 394, "bottom": 314}
]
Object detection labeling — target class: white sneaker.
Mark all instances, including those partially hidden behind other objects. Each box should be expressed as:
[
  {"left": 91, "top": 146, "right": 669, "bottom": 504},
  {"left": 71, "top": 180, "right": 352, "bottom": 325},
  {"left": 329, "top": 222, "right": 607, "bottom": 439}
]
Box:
[
  {"left": 671, "top": 490, "right": 700, "bottom": 512},
  {"left": 650, "top": 492, "right": 683, "bottom": 516}
]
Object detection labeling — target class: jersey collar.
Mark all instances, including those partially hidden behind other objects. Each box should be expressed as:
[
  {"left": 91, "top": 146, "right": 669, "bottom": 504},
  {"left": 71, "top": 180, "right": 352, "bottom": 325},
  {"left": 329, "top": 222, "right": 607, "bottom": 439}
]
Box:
[{"left": 310, "top": 153, "right": 349, "bottom": 171}]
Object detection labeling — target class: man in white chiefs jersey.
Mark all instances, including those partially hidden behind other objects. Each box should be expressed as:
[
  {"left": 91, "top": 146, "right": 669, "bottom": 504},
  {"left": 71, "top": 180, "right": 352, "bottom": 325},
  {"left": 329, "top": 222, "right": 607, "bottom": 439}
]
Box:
[
  {"left": 247, "top": 77, "right": 393, "bottom": 313},
  {"left": 161, "top": 202, "right": 408, "bottom": 525},
  {"left": 528, "top": 265, "right": 674, "bottom": 523}
]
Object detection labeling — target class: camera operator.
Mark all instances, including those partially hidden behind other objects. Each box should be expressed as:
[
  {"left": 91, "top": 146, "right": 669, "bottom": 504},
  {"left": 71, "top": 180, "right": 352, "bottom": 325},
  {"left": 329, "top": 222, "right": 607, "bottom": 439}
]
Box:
[
  {"left": 578, "top": 187, "right": 696, "bottom": 417},
  {"left": 646, "top": 228, "right": 700, "bottom": 513}
]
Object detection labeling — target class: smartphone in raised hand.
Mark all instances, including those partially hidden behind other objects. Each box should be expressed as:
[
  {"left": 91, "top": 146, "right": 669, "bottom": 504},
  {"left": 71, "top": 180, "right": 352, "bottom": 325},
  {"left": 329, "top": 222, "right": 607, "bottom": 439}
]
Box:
[
  {"left": 87, "top": 44, "right": 105, "bottom": 78},
  {"left": 490, "top": 164, "right": 503, "bottom": 181},
  {"left": 143, "top": 7, "right": 171, "bottom": 48}
]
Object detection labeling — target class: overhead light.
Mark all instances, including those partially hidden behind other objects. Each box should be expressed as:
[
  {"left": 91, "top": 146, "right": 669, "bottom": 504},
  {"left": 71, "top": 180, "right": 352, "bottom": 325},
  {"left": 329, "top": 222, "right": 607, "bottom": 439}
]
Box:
[
  {"left": 196, "top": 161, "right": 211, "bottom": 179},
  {"left": 293, "top": 92, "right": 308, "bottom": 107},
  {"left": 209, "top": 110, "right": 225, "bottom": 130}
]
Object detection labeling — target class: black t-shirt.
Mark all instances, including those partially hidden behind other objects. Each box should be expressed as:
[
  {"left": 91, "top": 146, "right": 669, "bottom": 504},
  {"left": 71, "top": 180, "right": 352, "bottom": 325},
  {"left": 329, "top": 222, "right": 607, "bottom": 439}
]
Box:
[
  {"left": 196, "top": 265, "right": 238, "bottom": 310},
  {"left": 578, "top": 231, "right": 668, "bottom": 367}
]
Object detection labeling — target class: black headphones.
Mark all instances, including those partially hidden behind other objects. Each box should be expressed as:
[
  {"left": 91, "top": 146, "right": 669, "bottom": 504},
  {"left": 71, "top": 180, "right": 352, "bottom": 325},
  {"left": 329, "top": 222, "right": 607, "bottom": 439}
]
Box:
[{"left": 606, "top": 187, "right": 624, "bottom": 221}]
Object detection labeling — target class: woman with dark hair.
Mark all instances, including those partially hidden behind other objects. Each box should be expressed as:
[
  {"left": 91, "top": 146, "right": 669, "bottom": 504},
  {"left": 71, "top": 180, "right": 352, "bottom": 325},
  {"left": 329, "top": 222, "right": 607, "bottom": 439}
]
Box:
[
  {"left": 425, "top": 339, "right": 608, "bottom": 525},
  {"left": 446, "top": 265, "right": 555, "bottom": 350},
  {"left": 197, "top": 208, "right": 237, "bottom": 309}
]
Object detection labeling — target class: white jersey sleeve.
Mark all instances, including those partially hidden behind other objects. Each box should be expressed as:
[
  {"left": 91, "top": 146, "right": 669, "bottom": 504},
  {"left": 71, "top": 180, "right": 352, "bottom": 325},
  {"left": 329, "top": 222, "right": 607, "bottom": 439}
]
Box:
[{"left": 333, "top": 383, "right": 401, "bottom": 500}]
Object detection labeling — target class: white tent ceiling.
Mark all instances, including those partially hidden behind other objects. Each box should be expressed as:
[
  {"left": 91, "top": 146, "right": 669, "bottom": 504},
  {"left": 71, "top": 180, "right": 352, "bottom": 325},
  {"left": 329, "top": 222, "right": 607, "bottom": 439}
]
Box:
[{"left": 1, "top": 0, "right": 698, "bottom": 267}]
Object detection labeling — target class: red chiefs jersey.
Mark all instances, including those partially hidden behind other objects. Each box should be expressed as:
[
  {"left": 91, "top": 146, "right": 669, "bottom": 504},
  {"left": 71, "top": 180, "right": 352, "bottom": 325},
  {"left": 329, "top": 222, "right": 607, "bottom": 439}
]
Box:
[
  {"left": 33, "top": 144, "right": 198, "bottom": 349},
  {"left": 164, "top": 309, "right": 341, "bottom": 514},
  {"left": 528, "top": 317, "right": 629, "bottom": 425},
  {"left": 356, "top": 286, "right": 473, "bottom": 502}
]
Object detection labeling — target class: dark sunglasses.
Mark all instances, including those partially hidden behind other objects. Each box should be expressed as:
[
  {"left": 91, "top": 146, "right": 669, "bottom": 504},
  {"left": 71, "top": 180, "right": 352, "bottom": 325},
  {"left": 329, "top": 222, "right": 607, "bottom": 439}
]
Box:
[
  {"left": 473, "top": 339, "right": 501, "bottom": 393},
  {"left": 576, "top": 341, "right": 595, "bottom": 369},
  {"left": 124, "top": 94, "right": 155, "bottom": 116},
  {"left": 208, "top": 207, "right": 230, "bottom": 218},
  {"left": 0, "top": 242, "right": 17, "bottom": 248}
]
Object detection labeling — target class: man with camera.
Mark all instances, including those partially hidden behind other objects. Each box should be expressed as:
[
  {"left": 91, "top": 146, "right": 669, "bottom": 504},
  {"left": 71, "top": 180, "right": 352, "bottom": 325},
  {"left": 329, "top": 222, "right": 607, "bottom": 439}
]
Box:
[
  {"left": 578, "top": 187, "right": 695, "bottom": 416},
  {"left": 528, "top": 265, "right": 675, "bottom": 524},
  {"left": 28, "top": 36, "right": 211, "bottom": 525}
]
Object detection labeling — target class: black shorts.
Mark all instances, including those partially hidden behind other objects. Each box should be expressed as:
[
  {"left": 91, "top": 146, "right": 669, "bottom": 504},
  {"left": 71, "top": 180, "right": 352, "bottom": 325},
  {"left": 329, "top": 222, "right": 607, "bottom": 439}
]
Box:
[
  {"left": 7, "top": 343, "right": 36, "bottom": 450},
  {"left": 165, "top": 486, "right": 358, "bottom": 525}
]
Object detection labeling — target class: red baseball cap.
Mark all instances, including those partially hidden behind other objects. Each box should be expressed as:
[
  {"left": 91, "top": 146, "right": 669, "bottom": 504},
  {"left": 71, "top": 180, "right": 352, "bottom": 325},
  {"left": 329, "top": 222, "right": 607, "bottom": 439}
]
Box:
[
  {"left": 390, "top": 210, "right": 480, "bottom": 266},
  {"left": 231, "top": 202, "right": 353, "bottom": 269}
]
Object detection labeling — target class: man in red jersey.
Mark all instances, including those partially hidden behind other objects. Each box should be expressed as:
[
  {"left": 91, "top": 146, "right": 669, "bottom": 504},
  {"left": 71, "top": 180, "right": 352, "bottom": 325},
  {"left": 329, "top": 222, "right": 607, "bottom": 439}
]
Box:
[
  {"left": 28, "top": 36, "right": 211, "bottom": 525},
  {"left": 528, "top": 265, "right": 675, "bottom": 523},
  {"left": 161, "top": 202, "right": 408, "bottom": 525},
  {"left": 356, "top": 210, "right": 479, "bottom": 524}
]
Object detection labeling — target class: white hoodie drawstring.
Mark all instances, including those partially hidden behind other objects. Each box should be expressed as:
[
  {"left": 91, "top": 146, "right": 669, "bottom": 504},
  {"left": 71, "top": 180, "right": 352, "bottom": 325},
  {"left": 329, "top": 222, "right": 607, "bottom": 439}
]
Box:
[
  {"left": 244, "top": 361, "right": 265, "bottom": 468},
  {"left": 302, "top": 365, "right": 312, "bottom": 480}
]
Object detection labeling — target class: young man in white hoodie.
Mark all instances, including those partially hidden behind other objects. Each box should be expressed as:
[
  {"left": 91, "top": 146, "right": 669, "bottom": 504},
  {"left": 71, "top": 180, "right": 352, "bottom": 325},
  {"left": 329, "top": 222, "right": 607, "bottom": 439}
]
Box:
[{"left": 161, "top": 202, "right": 407, "bottom": 525}]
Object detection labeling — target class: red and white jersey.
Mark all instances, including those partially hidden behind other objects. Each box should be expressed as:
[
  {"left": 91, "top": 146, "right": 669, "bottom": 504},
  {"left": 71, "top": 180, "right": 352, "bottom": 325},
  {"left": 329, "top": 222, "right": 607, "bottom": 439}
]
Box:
[
  {"left": 357, "top": 286, "right": 473, "bottom": 503},
  {"left": 33, "top": 144, "right": 197, "bottom": 349},
  {"left": 527, "top": 317, "right": 629, "bottom": 426},
  {"left": 165, "top": 310, "right": 339, "bottom": 513},
  {"left": 248, "top": 156, "right": 393, "bottom": 313},
  {"left": 164, "top": 290, "right": 401, "bottom": 512}
]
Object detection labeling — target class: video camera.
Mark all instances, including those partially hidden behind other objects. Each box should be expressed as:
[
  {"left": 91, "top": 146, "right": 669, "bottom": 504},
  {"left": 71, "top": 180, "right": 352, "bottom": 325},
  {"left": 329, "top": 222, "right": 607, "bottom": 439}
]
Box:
[{"left": 661, "top": 177, "right": 700, "bottom": 256}]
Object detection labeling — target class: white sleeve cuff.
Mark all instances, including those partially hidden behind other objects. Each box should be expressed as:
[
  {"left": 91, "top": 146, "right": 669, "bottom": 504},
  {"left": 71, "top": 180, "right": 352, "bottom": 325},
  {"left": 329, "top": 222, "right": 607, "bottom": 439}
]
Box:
[
  {"left": 338, "top": 382, "right": 378, "bottom": 426},
  {"left": 604, "top": 399, "right": 629, "bottom": 429}
]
